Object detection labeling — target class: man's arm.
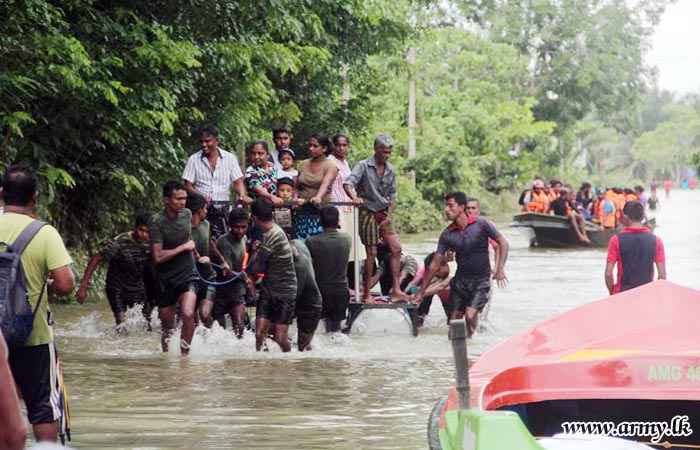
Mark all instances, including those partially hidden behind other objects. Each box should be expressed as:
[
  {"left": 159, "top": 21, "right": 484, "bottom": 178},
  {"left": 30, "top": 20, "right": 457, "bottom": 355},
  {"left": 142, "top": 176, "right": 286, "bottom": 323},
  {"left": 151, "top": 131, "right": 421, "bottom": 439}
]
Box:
[
  {"left": 493, "top": 235, "right": 509, "bottom": 286},
  {"left": 604, "top": 262, "right": 615, "bottom": 294},
  {"left": 415, "top": 252, "right": 445, "bottom": 302},
  {"left": 185, "top": 180, "right": 209, "bottom": 202},
  {"left": 50, "top": 265, "right": 75, "bottom": 296},
  {"left": 151, "top": 241, "right": 195, "bottom": 265},
  {"left": 423, "top": 276, "right": 452, "bottom": 297},
  {"left": 343, "top": 162, "right": 364, "bottom": 206},
  {"left": 233, "top": 177, "right": 252, "bottom": 205},
  {"left": 76, "top": 253, "right": 104, "bottom": 303},
  {"left": 656, "top": 261, "right": 667, "bottom": 280},
  {"left": 0, "top": 336, "right": 27, "bottom": 450}
]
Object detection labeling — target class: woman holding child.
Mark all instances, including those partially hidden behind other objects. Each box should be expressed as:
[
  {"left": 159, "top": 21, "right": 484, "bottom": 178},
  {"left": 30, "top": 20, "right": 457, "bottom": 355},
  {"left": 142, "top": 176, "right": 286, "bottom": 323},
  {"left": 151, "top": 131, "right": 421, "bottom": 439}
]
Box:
[{"left": 294, "top": 133, "right": 338, "bottom": 240}]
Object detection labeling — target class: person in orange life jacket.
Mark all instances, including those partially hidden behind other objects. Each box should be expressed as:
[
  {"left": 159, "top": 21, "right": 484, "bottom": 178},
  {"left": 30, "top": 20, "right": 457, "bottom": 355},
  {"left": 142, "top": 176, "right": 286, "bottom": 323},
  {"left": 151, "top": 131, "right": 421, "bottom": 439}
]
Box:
[
  {"left": 548, "top": 187, "right": 590, "bottom": 243},
  {"left": 605, "top": 201, "right": 665, "bottom": 295},
  {"left": 548, "top": 179, "right": 562, "bottom": 201},
  {"left": 591, "top": 188, "right": 605, "bottom": 221},
  {"left": 623, "top": 188, "right": 638, "bottom": 203},
  {"left": 523, "top": 179, "right": 550, "bottom": 213},
  {"left": 600, "top": 190, "right": 617, "bottom": 229}
]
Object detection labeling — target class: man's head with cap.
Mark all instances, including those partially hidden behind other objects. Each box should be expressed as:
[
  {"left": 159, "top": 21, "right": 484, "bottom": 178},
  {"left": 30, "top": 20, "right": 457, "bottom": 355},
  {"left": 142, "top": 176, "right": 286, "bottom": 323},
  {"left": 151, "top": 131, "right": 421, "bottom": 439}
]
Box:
[
  {"left": 374, "top": 133, "right": 394, "bottom": 163},
  {"left": 533, "top": 179, "right": 545, "bottom": 192}
]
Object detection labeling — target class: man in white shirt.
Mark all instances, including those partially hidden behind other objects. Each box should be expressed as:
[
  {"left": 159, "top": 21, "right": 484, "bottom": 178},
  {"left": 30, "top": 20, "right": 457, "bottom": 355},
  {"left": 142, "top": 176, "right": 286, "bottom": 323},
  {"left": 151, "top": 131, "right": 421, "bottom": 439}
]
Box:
[{"left": 182, "top": 125, "right": 252, "bottom": 238}]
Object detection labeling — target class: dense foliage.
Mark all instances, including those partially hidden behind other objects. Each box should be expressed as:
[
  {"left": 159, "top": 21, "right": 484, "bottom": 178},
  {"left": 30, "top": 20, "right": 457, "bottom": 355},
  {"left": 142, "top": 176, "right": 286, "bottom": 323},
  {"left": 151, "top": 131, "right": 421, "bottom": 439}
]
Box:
[{"left": 1, "top": 0, "right": 682, "bottom": 242}]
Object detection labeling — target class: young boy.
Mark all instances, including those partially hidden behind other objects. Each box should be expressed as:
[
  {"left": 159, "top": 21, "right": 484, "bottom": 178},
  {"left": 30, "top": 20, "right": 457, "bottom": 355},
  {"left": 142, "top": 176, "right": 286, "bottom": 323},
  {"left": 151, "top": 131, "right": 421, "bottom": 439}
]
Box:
[
  {"left": 277, "top": 149, "right": 298, "bottom": 180},
  {"left": 273, "top": 177, "right": 295, "bottom": 237},
  {"left": 77, "top": 212, "right": 153, "bottom": 333},
  {"left": 249, "top": 198, "right": 297, "bottom": 352},
  {"left": 276, "top": 177, "right": 295, "bottom": 201},
  {"left": 214, "top": 207, "right": 252, "bottom": 337}
]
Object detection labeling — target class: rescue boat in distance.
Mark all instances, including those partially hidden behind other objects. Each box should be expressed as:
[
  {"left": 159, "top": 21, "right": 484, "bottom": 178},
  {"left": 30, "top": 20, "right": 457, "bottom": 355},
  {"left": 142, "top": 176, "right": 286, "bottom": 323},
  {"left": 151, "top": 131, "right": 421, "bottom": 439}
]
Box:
[
  {"left": 428, "top": 280, "right": 700, "bottom": 449},
  {"left": 511, "top": 212, "right": 656, "bottom": 248}
]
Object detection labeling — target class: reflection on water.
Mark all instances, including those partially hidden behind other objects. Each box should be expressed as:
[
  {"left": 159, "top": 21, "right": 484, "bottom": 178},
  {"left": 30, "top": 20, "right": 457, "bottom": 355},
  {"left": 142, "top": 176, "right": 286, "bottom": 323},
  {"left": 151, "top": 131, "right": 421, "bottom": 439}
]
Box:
[{"left": 51, "top": 190, "right": 698, "bottom": 449}]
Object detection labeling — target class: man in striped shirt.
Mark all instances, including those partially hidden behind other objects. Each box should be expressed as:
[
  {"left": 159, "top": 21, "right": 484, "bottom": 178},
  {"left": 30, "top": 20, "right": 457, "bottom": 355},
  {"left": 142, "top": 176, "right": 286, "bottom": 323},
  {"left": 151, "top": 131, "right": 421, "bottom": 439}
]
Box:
[{"left": 183, "top": 125, "right": 252, "bottom": 238}]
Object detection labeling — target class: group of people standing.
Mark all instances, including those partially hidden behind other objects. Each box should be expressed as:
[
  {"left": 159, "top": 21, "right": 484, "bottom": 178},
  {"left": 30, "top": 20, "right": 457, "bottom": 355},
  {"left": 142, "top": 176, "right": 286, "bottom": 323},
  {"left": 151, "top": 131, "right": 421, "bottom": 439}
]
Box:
[{"left": 72, "top": 125, "right": 514, "bottom": 355}]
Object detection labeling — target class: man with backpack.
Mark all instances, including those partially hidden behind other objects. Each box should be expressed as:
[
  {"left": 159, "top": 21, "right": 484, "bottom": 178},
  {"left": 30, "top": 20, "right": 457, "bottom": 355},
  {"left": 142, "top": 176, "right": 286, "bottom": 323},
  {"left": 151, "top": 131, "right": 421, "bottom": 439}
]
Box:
[{"left": 0, "top": 164, "right": 75, "bottom": 443}]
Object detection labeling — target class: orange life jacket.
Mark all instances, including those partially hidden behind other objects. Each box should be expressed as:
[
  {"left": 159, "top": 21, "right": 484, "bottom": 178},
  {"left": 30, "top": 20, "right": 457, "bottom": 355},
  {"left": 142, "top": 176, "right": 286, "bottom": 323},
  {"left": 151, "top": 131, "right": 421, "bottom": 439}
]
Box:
[
  {"left": 548, "top": 189, "right": 560, "bottom": 202},
  {"left": 527, "top": 190, "right": 550, "bottom": 213},
  {"left": 599, "top": 193, "right": 617, "bottom": 228},
  {"left": 625, "top": 193, "right": 638, "bottom": 202}
]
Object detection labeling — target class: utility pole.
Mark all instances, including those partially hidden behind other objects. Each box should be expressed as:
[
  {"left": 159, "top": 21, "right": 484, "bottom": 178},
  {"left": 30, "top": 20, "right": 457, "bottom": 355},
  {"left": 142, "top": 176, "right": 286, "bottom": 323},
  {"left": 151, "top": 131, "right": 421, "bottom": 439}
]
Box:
[{"left": 408, "top": 46, "right": 416, "bottom": 160}]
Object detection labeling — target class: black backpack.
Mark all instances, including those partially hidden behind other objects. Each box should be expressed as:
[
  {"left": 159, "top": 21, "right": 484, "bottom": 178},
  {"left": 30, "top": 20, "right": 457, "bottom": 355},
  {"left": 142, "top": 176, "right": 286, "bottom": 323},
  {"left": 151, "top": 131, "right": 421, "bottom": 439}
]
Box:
[{"left": 0, "top": 220, "right": 48, "bottom": 349}]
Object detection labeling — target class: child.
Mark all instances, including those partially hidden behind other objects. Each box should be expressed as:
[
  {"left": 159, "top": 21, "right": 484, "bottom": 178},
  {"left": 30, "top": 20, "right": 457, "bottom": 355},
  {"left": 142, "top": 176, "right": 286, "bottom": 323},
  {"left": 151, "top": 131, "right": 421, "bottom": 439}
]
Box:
[
  {"left": 274, "top": 177, "right": 295, "bottom": 237},
  {"left": 277, "top": 149, "right": 298, "bottom": 180},
  {"left": 276, "top": 177, "right": 295, "bottom": 201}
]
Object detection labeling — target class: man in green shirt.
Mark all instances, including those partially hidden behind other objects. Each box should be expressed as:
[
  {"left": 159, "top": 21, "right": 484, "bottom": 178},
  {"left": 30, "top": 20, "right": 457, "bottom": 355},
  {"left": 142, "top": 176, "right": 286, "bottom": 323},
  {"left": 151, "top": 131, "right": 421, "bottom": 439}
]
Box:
[
  {"left": 290, "top": 240, "right": 322, "bottom": 351},
  {"left": 0, "top": 164, "right": 74, "bottom": 443},
  {"left": 150, "top": 181, "right": 198, "bottom": 355},
  {"left": 305, "top": 206, "right": 351, "bottom": 333},
  {"left": 214, "top": 207, "right": 251, "bottom": 337},
  {"left": 77, "top": 212, "right": 152, "bottom": 333},
  {"left": 249, "top": 198, "right": 297, "bottom": 352},
  {"left": 186, "top": 194, "right": 226, "bottom": 329}
]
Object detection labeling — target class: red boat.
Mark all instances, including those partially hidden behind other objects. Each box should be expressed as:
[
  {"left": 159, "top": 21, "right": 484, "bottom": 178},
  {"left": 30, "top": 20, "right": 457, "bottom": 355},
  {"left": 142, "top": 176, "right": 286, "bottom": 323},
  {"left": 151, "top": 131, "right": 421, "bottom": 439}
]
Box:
[{"left": 432, "top": 281, "right": 700, "bottom": 448}]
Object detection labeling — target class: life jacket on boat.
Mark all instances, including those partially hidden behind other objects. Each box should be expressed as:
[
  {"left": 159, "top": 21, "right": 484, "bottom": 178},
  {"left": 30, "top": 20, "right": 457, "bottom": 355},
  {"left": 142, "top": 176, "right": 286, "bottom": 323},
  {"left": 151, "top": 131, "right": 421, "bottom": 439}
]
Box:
[
  {"left": 599, "top": 192, "right": 617, "bottom": 228},
  {"left": 625, "top": 193, "right": 638, "bottom": 202},
  {"left": 548, "top": 188, "right": 560, "bottom": 202},
  {"left": 526, "top": 190, "right": 550, "bottom": 213}
]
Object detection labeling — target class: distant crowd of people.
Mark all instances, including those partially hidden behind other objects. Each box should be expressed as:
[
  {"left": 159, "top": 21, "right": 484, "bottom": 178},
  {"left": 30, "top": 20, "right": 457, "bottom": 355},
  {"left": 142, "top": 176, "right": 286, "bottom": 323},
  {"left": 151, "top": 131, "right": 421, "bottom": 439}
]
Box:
[{"left": 520, "top": 179, "right": 658, "bottom": 243}]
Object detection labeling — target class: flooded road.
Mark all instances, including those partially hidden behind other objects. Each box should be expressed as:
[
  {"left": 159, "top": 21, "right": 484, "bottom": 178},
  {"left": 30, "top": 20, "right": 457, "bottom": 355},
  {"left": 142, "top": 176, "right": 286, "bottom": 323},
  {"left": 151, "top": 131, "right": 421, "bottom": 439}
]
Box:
[{"left": 51, "top": 189, "right": 698, "bottom": 449}]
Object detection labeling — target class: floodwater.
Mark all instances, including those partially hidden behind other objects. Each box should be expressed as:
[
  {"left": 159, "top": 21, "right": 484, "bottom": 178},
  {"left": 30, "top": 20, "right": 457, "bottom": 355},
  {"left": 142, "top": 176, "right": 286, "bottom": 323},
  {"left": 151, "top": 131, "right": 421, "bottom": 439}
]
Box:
[{"left": 48, "top": 189, "right": 698, "bottom": 449}]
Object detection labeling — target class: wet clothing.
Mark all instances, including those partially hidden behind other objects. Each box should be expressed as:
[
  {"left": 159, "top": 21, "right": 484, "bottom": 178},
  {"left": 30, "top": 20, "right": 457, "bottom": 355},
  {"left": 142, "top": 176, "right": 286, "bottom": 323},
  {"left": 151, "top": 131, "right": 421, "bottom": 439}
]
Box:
[
  {"left": 214, "top": 233, "right": 247, "bottom": 312},
  {"left": 305, "top": 230, "right": 351, "bottom": 290},
  {"left": 306, "top": 230, "right": 351, "bottom": 321},
  {"left": 0, "top": 213, "right": 73, "bottom": 346},
  {"left": 257, "top": 287, "right": 295, "bottom": 325},
  {"left": 606, "top": 227, "right": 665, "bottom": 294},
  {"left": 8, "top": 342, "right": 61, "bottom": 425},
  {"left": 448, "top": 276, "right": 491, "bottom": 313},
  {"left": 290, "top": 240, "right": 322, "bottom": 333},
  {"left": 344, "top": 156, "right": 396, "bottom": 212},
  {"left": 149, "top": 209, "right": 197, "bottom": 287},
  {"left": 192, "top": 219, "right": 216, "bottom": 281},
  {"left": 257, "top": 224, "right": 297, "bottom": 298},
  {"left": 436, "top": 215, "right": 501, "bottom": 278},
  {"left": 101, "top": 231, "right": 150, "bottom": 294},
  {"left": 156, "top": 281, "right": 198, "bottom": 308},
  {"left": 106, "top": 287, "right": 148, "bottom": 315}
]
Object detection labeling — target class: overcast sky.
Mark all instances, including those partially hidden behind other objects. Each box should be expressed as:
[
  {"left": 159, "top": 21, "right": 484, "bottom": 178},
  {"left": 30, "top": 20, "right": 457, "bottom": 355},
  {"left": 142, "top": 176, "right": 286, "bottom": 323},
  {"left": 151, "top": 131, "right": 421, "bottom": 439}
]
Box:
[{"left": 647, "top": 0, "right": 700, "bottom": 95}]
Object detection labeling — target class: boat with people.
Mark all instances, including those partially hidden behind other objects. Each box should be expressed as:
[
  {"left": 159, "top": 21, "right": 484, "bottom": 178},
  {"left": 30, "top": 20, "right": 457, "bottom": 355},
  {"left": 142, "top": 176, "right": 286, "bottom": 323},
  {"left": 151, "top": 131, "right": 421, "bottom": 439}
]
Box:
[
  {"left": 511, "top": 212, "right": 657, "bottom": 248},
  {"left": 428, "top": 280, "right": 700, "bottom": 449}
]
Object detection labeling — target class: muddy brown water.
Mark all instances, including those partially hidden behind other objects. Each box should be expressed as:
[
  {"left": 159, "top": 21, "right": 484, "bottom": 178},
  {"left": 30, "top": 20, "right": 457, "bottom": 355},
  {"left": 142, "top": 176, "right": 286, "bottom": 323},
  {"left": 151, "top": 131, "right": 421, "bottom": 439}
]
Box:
[{"left": 46, "top": 190, "right": 697, "bottom": 449}]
